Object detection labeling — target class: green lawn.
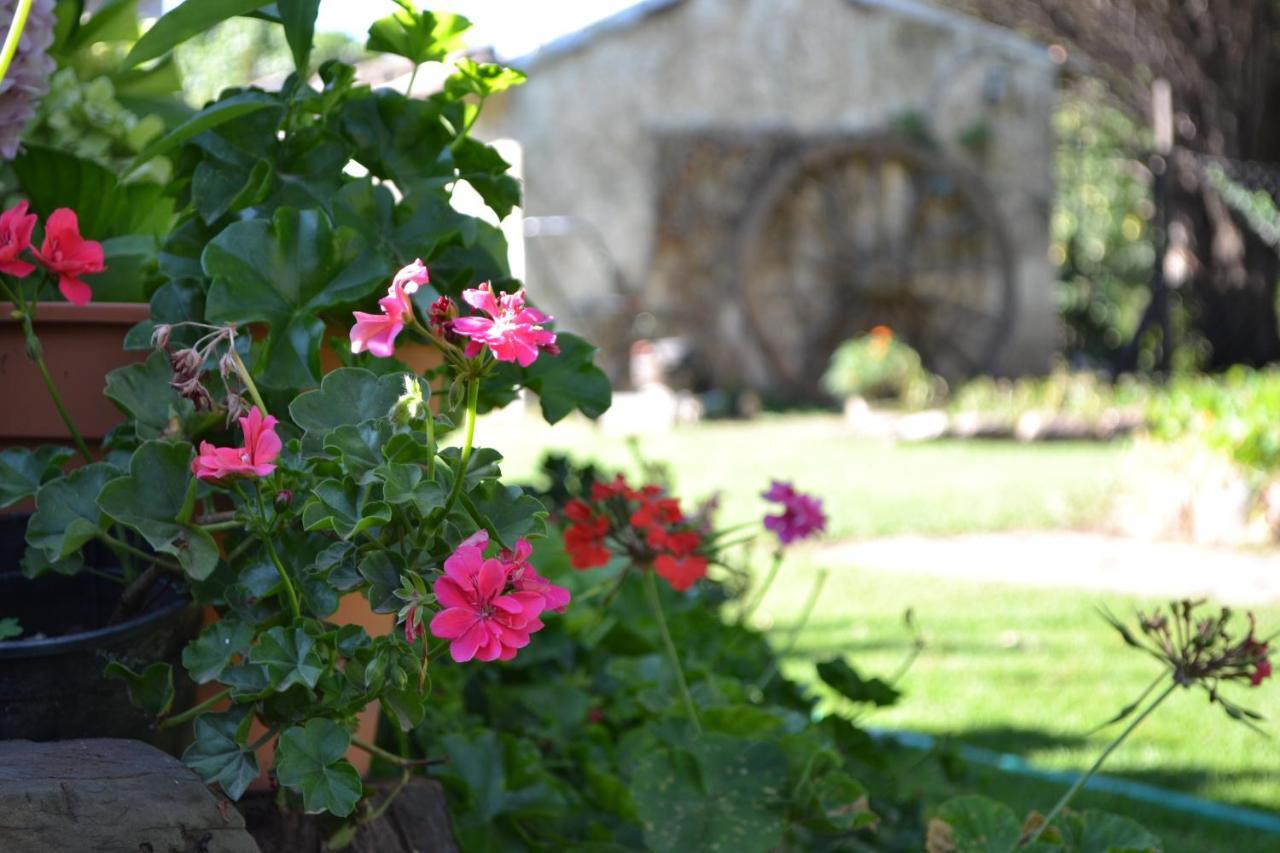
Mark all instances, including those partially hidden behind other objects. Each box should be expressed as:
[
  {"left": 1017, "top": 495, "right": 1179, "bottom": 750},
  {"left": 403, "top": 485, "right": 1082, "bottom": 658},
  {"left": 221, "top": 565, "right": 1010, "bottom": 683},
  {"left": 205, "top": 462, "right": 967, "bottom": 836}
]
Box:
[
  {"left": 486, "top": 412, "right": 1124, "bottom": 537},
  {"left": 762, "top": 561, "right": 1280, "bottom": 852}
]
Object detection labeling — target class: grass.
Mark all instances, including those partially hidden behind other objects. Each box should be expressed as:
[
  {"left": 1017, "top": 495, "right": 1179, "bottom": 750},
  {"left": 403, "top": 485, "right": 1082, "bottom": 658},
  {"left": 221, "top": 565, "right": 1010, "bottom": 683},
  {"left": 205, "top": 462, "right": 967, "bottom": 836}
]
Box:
[
  {"left": 484, "top": 411, "right": 1124, "bottom": 538},
  {"left": 761, "top": 561, "right": 1280, "bottom": 852}
]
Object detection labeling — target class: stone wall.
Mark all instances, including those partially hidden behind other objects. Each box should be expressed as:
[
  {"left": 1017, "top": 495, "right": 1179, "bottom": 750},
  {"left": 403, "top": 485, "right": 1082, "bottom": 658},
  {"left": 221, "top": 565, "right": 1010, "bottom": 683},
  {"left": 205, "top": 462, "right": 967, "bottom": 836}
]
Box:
[{"left": 479, "top": 0, "right": 1058, "bottom": 390}]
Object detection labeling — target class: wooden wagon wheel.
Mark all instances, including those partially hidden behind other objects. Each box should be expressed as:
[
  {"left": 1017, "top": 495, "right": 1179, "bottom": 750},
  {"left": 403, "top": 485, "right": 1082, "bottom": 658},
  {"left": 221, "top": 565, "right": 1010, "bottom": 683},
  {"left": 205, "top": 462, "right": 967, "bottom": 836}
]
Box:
[{"left": 734, "top": 135, "right": 1017, "bottom": 396}]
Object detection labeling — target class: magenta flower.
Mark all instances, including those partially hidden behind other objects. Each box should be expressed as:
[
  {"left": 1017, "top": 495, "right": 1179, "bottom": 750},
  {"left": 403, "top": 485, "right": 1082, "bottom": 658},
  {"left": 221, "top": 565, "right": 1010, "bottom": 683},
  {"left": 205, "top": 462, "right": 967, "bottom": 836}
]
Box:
[
  {"left": 349, "top": 261, "right": 425, "bottom": 358},
  {"left": 451, "top": 283, "right": 557, "bottom": 367},
  {"left": 0, "top": 200, "right": 36, "bottom": 277},
  {"left": 191, "top": 407, "right": 282, "bottom": 483},
  {"left": 429, "top": 540, "right": 546, "bottom": 662},
  {"left": 762, "top": 481, "right": 827, "bottom": 545},
  {"left": 31, "top": 208, "right": 105, "bottom": 306}
]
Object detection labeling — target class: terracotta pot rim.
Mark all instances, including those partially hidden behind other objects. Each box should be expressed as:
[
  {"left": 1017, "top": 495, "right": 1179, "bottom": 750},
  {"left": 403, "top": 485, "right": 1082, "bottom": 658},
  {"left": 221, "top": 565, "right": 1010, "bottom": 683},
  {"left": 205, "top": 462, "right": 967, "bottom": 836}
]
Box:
[{"left": 0, "top": 301, "right": 150, "bottom": 324}]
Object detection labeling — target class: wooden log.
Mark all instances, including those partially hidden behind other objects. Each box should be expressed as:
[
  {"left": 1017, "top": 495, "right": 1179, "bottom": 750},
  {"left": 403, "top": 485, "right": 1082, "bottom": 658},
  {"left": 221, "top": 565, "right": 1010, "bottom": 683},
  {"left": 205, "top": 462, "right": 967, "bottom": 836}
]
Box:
[{"left": 0, "top": 738, "right": 259, "bottom": 853}]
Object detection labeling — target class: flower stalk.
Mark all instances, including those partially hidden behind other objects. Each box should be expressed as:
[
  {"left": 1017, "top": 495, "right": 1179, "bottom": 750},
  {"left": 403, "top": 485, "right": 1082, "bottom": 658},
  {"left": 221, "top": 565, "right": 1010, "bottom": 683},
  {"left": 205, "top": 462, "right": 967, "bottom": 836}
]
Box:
[
  {"left": 642, "top": 566, "right": 702, "bottom": 733},
  {"left": 1024, "top": 681, "right": 1179, "bottom": 846}
]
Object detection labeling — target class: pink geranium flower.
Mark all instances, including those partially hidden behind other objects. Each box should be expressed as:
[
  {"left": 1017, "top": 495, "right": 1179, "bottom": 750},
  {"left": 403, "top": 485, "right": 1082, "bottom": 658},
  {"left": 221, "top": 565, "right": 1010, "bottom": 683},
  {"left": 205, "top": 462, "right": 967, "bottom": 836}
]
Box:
[
  {"left": 0, "top": 201, "right": 37, "bottom": 277},
  {"left": 191, "top": 407, "right": 282, "bottom": 483},
  {"left": 429, "top": 540, "right": 546, "bottom": 662},
  {"left": 762, "top": 481, "right": 827, "bottom": 545},
  {"left": 503, "top": 538, "right": 571, "bottom": 629},
  {"left": 349, "top": 260, "right": 427, "bottom": 358},
  {"left": 31, "top": 208, "right": 104, "bottom": 306},
  {"left": 452, "top": 283, "right": 557, "bottom": 367}
]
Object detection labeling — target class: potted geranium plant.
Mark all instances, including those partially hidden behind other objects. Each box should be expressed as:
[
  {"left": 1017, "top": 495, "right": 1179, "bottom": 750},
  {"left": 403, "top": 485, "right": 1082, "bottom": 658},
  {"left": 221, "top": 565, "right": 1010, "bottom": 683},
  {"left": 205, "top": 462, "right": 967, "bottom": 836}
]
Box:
[{"left": 1, "top": 0, "right": 608, "bottom": 825}]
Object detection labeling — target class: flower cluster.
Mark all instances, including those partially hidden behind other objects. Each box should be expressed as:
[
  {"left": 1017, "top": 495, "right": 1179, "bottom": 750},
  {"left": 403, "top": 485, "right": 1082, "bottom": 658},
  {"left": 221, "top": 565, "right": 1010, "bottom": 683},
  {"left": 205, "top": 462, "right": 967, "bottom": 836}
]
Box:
[
  {"left": 0, "top": 0, "right": 56, "bottom": 160},
  {"left": 0, "top": 203, "right": 104, "bottom": 305},
  {"left": 349, "top": 261, "right": 557, "bottom": 367},
  {"left": 428, "top": 530, "right": 570, "bottom": 662},
  {"left": 191, "top": 407, "right": 282, "bottom": 483},
  {"left": 564, "top": 475, "right": 708, "bottom": 591},
  {"left": 762, "top": 481, "right": 827, "bottom": 545}
]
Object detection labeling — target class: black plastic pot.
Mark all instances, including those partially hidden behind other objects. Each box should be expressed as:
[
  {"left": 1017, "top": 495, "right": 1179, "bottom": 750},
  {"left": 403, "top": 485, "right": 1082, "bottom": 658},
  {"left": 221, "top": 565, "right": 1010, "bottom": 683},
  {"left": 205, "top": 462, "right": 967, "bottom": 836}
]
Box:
[{"left": 0, "top": 514, "right": 200, "bottom": 746}]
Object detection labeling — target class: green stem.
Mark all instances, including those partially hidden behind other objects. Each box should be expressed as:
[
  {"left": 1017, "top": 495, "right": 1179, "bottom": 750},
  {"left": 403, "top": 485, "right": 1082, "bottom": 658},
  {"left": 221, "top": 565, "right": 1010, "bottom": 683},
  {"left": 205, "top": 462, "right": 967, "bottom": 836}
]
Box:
[
  {"left": 740, "top": 550, "right": 783, "bottom": 625},
  {"left": 2, "top": 280, "right": 94, "bottom": 462},
  {"left": 405, "top": 63, "right": 420, "bottom": 96},
  {"left": 0, "top": 0, "right": 33, "bottom": 86},
  {"left": 437, "top": 377, "right": 479, "bottom": 523},
  {"left": 350, "top": 735, "right": 441, "bottom": 768},
  {"left": 198, "top": 519, "right": 242, "bottom": 533},
  {"left": 160, "top": 687, "right": 230, "bottom": 729},
  {"left": 1023, "top": 682, "right": 1179, "bottom": 847},
  {"left": 228, "top": 346, "right": 268, "bottom": 414},
  {"left": 642, "top": 567, "right": 702, "bottom": 734},
  {"left": 97, "top": 532, "right": 183, "bottom": 574},
  {"left": 755, "top": 569, "right": 829, "bottom": 691},
  {"left": 424, "top": 399, "right": 436, "bottom": 480},
  {"left": 254, "top": 485, "right": 301, "bottom": 622}
]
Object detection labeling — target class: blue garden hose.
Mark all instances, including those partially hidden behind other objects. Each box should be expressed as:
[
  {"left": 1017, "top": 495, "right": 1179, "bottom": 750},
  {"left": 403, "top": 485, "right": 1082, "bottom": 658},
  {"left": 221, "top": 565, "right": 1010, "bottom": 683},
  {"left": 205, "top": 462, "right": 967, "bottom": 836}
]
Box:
[{"left": 869, "top": 728, "right": 1280, "bottom": 836}]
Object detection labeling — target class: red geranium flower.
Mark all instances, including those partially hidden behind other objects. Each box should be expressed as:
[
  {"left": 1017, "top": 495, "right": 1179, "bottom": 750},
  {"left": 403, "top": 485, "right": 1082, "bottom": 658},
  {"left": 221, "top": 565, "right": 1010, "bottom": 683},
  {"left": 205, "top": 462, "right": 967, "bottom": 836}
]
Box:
[{"left": 31, "top": 208, "right": 105, "bottom": 306}]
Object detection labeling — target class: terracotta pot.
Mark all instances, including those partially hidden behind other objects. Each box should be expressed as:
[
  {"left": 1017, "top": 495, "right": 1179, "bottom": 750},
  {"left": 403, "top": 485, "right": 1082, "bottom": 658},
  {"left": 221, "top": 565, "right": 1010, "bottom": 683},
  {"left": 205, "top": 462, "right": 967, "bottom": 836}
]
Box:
[
  {"left": 0, "top": 302, "right": 148, "bottom": 443},
  {"left": 198, "top": 594, "right": 396, "bottom": 788}
]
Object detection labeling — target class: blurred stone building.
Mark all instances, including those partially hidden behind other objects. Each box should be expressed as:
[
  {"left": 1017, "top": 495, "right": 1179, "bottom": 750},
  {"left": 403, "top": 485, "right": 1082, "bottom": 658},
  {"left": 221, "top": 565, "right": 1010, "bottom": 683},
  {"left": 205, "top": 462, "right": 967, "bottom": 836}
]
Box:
[{"left": 478, "top": 0, "right": 1058, "bottom": 396}]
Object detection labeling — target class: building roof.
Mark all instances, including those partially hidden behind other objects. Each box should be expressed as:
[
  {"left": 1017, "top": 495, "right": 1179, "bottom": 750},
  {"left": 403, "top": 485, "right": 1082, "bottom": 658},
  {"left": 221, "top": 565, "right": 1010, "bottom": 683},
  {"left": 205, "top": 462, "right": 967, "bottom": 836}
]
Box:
[{"left": 511, "top": 0, "right": 1051, "bottom": 71}]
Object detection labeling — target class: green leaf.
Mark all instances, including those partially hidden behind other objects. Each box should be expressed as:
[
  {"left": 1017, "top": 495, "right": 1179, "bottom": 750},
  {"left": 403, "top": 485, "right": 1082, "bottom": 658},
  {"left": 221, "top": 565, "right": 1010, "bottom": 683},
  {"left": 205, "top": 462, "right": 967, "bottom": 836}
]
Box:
[
  {"left": 815, "top": 657, "right": 901, "bottom": 707},
  {"left": 631, "top": 733, "right": 787, "bottom": 853},
  {"left": 513, "top": 333, "right": 612, "bottom": 424},
  {"left": 277, "top": 0, "right": 319, "bottom": 74},
  {"left": 183, "top": 709, "right": 260, "bottom": 801},
  {"left": 381, "top": 684, "right": 426, "bottom": 732},
  {"left": 183, "top": 619, "right": 254, "bottom": 684},
  {"left": 66, "top": 0, "right": 138, "bottom": 49},
  {"left": 105, "top": 661, "right": 175, "bottom": 718},
  {"left": 460, "top": 482, "right": 546, "bottom": 551},
  {"left": 13, "top": 144, "right": 174, "bottom": 238},
  {"left": 443, "top": 58, "right": 526, "bottom": 100},
  {"left": 1058, "top": 810, "right": 1162, "bottom": 853},
  {"left": 248, "top": 626, "right": 325, "bottom": 691},
  {"left": 26, "top": 463, "right": 120, "bottom": 560},
  {"left": 366, "top": 4, "right": 470, "bottom": 65},
  {"left": 452, "top": 137, "right": 520, "bottom": 219},
  {"left": 811, "top": 772, "right": 874, "bottom": 832},
  {"left": 0, "top": 618, "right": 20, "bottom": 641},
  {"left": 105, "top": 350, "right": 193, "bottom": 439},
  {"left": 301, "top": 478, "right": 392, "bottom": 540},
  {"left": 0, "top": 446, "right": 74, "bottom": 508},
  {"left": 324, "top": 420, "right": 393, "bottom": 485},
  {"left": 338, "top": 91, "right": 454, "bottom": 188},
  {"left": 125, "top": 91, "right": 282, "bottom": 177},
  {"left": 290, "top": 369, "right": 424, "bottom": 436},
  {"left": 276, "top": 718, "right": 362, "bottom": 817},
  {"left": 125, "top": 0, "right": 272, "bottom": 69},
  {"left": 203, "top": 207, "right": 387, "bottom": 390},
  {"left": 378, "top": 463, "right": 444, "bottom": 516},
  {"left": 932, "top": 796, "right": 1025, "bottom": 853},
  {"left": 358, "top": 551, "right": 403, "bottom": 613},
  {"left": 96, "top": 441, "right": 218, "bottom": 580}
]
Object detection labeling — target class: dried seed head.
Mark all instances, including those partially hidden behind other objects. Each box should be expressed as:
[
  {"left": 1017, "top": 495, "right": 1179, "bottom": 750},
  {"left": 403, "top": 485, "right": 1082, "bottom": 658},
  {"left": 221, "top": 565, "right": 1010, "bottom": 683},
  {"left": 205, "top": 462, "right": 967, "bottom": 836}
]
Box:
[{"left": 150, "top": 324, "right": 172, "bottom": 350}]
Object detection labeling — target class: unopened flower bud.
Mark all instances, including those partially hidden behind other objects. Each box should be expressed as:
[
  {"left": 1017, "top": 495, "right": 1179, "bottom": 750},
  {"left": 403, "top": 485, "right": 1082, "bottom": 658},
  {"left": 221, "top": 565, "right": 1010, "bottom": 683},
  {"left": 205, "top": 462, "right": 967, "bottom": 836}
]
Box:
[
  {"left": 169, "top": 347, "right": 202, "bottom": 376},
  {"left": 275, "top": 490, "right": 293, "bottom": 509},
  {"left": 391, "top": 374, "right": 427, "bottom": 427},
  {"left": 150, "top": 324, "right": 172, "bottom": 350},
  {"left": 428, "top": 296, "right": 459, "bottom": 335}
]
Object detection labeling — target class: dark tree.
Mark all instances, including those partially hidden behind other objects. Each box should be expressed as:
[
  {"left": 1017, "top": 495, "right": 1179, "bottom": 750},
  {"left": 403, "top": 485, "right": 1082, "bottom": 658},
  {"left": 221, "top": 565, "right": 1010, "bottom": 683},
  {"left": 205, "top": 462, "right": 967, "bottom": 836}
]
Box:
[{"left": 958, "top": 0, "right": 1280, "bottom": 367}]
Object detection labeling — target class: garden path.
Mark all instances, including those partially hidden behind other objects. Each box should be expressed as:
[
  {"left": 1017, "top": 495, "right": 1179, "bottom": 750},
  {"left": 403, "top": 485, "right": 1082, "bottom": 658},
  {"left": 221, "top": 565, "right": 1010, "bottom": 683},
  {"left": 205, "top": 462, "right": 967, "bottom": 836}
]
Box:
[{"left": 807, "top": 532, "right": 1280, "bottom": 605}]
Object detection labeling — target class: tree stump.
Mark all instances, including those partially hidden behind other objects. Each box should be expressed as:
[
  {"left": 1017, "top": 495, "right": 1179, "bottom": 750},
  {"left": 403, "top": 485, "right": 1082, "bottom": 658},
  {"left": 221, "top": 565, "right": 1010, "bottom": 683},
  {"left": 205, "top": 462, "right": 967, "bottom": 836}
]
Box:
[
  {"left": 0, "top": 738, "right": 258, "bottom": 853},
  {"left": 238, "top": 778, "right": 459, "bottom": 853}
]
